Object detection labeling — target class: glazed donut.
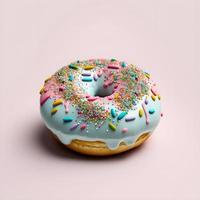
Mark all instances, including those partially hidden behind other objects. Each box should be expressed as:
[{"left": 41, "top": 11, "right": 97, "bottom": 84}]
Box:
[{"left": 40, "top": 58, "right": 162, "bottom": 156}]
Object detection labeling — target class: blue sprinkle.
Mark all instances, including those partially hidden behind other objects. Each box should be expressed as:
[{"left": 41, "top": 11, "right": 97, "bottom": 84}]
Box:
[
  {"left": 63, "top": 117, "right": 73, "bottom": 122},
  {"left": 111, "top": 108, "right": 116, "bottom": 118},
  {"left": 117, "top": 112, "right": 127, "bottom": 120},
  {"left": 82, "top": 77, "right": 93, "bottom": 82},
  {"left": 68, "top": 74, "right": 74, "bottom": 81},
  {"left": 149, "top": 108, "right": 155, "bottom": 114}
]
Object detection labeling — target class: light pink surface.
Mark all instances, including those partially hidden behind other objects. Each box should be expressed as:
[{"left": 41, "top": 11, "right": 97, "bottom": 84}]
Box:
[{"left": 1, "top": 0, "right": 200, "bottom": 199}]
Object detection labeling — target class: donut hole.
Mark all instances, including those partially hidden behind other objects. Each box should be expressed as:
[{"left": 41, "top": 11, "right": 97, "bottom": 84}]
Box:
[{"left": 94, "top": 86, "right": 114, "bottom": 97}]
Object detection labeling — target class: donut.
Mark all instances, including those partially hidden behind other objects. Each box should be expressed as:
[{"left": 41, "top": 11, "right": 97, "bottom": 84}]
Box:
[{"left": 40, "top": 58, "right": 162, "bottom": 156}]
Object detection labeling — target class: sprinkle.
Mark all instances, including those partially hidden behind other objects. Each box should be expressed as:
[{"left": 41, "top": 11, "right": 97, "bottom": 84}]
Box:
[
  {"left": 70, "top": 123, "right": 79, "bottom": 131},
  {"left": 88, "top": 97, "right": 98, "bottom": 101},
  {"left": 83, "top": 65, "right": 95, "bottom": 70},
  {"left": 151, "top": 95, "right": 156, "bottom": 101},
  {"left": 145, "top": 72, "right": 150, "bottom": 79},
  {"left": 108, "top": 65, "right": 120, "bottom": 69},
  {"left": 40, "top": 93, "right": 50, "bottom": 106},
  {"left": 111, "top": 58, "right": 116, "bottom": 62},
  {"left": 107, "top": 96, "right": 113, "bottom": 100},
  {"left": 158, "top": 95, "right": 161, "bottom": 100},
  {"left": 68, "top": 74, "right": 74, "bottom": 81},
  {"left": 97, "top": 70, "right": 102, "bottom": 77},
  {"left": 121, "top": 62, "right": 127, "bottom": 67},
  {"left": 82, "top": 72, "right": 91, "bottom": 76},
  {"left": 80, "top": 123, "right": 87, "bottom": 130},
  {"left": 142, "top": 103, "right": 149, "bottom": 125},
  {"left": 53, "top": 99, "right": 63, "bottom": 106},
  {"left": 44, "top": 76, "right": 51, "bottom": 83},
  {"left": 108, "top": 122, "right": 116, "bottom": 131},
  {"left": 64, "top": 101, "right": 70, "bottom": 113},
  {"left": 82, "top": 77, "right": 93, "bottom": 82},
  {"left": 145, "top": 96, "right": 148, "bottom": 105},
  {"left": 93, "top": 74, "right": 98, "bottom": 81},
  {"left": 151, "top": 88, "right": 157, "bottom": 96},
  {"left": 63, "top": 117, "right": 73, "bottom": 123},
  {"left": 161, "top": 113, "right": 163, "bottom": 117},
  {"left": 125, "top": 116, "right": 136, "bottom": 122},
  {"left": 149, "top": 108, "right": 155, "bottom": 114},
  {"left": 139, "top": 109, "right": 143, "bottom": 117},
  {"left": 51, "top": 108, "right": 58, "bottom": 115},
  {"left": 59, "top": 86, "right": 65, "bottom": 91},
  {"left": 69, "top": 64, "right": 78, "bottom": 70},
  {"left": 39, "top": 87, "right": 45, "bottom": 94},
  {"left": 122, "top": 128, "right": 128, "bottom": 133},
  {"left": 111, "top": 108, "right": 116, "bottom": 118},
  {"left": 117, "top": 112, "right": 127, "bottom": 120}
]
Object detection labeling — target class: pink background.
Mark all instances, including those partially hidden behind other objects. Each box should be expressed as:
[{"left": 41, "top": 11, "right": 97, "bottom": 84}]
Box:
[{"left": 1, "top": 0, "right": 200, "bottom": 199}]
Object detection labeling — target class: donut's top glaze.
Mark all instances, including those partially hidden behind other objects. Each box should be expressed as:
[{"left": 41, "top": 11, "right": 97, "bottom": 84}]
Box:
[{"left": 40, "top": 59, "right": 162, "bottom": 149}]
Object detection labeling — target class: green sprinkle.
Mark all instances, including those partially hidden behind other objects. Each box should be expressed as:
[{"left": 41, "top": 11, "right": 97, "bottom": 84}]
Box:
[
  {"left": 63, "top": 117, "right": 73, "bottom": 122},
  {"left": 68, "top": 74, "right": 74, "bottom": 81},
  {"left": 111, "top": 108, "right": 116, "bottom": 118},
  {"left": 111, "top": 58, "right": 116, "bottom": 62},
  {"left": 82, "top": 77, "right": 93, "bottom": 82},
  {"left": 121, "top": 62, "right": 127, "bottom": 67},
  {"left": 149, "top": 108, "right": 155, "bottom": 114},
  {"left": 69, "top": 64, "right": 78, "bottom": 70},
  {"left": 108, "top": 122, "right": 116, "bottom": 131},
  {"left": 117, "top": 112, "right": 127, "bottom": 120}
]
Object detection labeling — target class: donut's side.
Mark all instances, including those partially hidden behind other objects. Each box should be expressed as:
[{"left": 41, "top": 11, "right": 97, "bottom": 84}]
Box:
[{"left": 53, "top": 132, "right": 151, "bottom": 156}]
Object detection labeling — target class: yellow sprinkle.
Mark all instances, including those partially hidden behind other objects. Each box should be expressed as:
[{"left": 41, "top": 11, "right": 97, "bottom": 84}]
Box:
[
  {"left": 145, "top": 73, "right": 151, "bottom": 79},
  {"left": 151, "top": 95, "right": 156, "bottom": 101},
  {"left": 53, "top": 99, "right": 63, "bottom": 106},
  {"left": 39, "top": 87, "right": 45, "bottom": 94},
  {"left": 51, "top": 108, "right": 58, "bottom": 115},
  {"left": 139, "top": 109, "right": 143, "bottom": 117},
  {"left": 44, "top": 76, "right": 51, "bottom": 83},
  {"left": 83, "top": 65, "right": 95, "bottom": 70},
  {"left": 114, "top": 93, "right": 119, "bottom": 98},
  {"left": 158, "top": 95, "right": 161, "bottom": 100}
]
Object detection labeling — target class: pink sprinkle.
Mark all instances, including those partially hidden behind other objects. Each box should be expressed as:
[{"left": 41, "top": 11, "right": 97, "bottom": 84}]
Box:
[
  {"left": 107, "top": 96, "right": 113, "bottom": 100},
  {"left": 85, "top": 94, "right": 90, "bottom": 98},
  {"left": 40, "top": 93, "right": 50, "bottom": 106},
  {"left": 80, "top": 123, "right": 87, "bottom": 130},
  {"left": 59, "top": 86, "right": 65, "bottom": 91},
  {"left": 122, "top": 128, "right": 128, "bottom": 133},
  {"left": 151, "top": 86, "right": 158, "bottom": 96},
  {"left": 142, "top": 103, "right": 149, "bottom": 125},
  {"left": 108, "top": 65, "right": 120, "bottom": 69},
  {"left": 88, "top": 97, "right": 98, "bottom": 101},
  {"left": 64, "top": 101, "right": 70, "bottom": 113}
]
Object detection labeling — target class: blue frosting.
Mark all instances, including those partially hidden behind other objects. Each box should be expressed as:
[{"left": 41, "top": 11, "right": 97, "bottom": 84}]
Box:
[{"left": 40, "top": 95, "right": 161, "bottom": 150}]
